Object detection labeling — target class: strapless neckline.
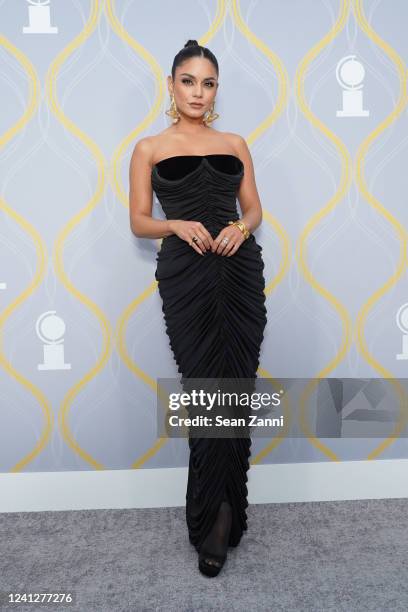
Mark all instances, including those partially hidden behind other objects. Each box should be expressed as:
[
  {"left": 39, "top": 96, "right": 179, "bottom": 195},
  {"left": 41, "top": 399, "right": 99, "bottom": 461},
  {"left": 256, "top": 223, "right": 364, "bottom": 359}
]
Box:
[
  {"left": 153, "top": 154, "right": 242, "bottom": 166},
  {"left": 152, "top": 154, "right": 244, "bottom": 184}
]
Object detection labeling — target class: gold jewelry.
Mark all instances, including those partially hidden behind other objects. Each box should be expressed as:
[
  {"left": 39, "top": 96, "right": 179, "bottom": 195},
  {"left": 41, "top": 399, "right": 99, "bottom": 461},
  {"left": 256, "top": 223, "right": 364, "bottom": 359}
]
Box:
[
  {"left": 165, "top": 94, "right": 219, "bottom": 126},
  {"left": 228, "top": 220, "right": 250, "bottom": 240},
  {"left": 192, "top": 236, "right": 199, "bottom": 243},
  {"left": 203, "top": 100, "right": 219, "bottom": 126},
  {"left": 165, "top": 93, "right": 180, "bottom": 123}
]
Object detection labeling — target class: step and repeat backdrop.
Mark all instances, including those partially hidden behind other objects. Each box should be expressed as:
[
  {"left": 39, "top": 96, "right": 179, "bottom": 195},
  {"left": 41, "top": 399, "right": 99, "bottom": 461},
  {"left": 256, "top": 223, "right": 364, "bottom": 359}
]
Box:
[{"left": 1, "top": 0, "right": 408, "bottom": 473}]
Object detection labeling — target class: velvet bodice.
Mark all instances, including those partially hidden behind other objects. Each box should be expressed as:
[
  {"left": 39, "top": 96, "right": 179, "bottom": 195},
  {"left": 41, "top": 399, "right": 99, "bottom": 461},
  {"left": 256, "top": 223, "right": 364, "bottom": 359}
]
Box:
[{"left": 153, "top": 154, "right": 242, "bottom": 181}]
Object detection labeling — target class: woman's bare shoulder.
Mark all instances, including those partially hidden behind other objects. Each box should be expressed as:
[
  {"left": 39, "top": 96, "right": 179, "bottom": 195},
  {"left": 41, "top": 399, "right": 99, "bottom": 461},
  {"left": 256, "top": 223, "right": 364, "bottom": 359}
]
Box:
[
  {"left": 130, "top": 132, "right": 167, "bottom": 168},
  {"left": 132, "top": 130, "right": 174, "bottom": 163},
  {"left": 221, "top": 131, "right": 246, "bottom": 147},
  {"left": 131, "top": 136, "right": 152, "bottom": 160},
  {"left": 131, "top": 129, "right": 247, "bottom": 165},
  {"left": 218, "top": 131, "right": 248, "bottom": 157}
]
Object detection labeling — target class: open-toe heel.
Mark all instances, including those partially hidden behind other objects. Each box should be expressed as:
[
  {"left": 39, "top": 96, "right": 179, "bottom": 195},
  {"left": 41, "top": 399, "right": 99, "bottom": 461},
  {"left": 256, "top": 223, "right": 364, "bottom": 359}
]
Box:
[
  {"left": 198, "top": 549, "right": 227, "bottom": 577},
  {"left": 197, "top": 499, "right": 232, "bottom": 577}
]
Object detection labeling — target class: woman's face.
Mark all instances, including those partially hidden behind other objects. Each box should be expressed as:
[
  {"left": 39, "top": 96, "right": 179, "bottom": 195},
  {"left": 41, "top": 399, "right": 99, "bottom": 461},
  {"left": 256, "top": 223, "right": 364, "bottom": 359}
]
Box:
[{"left": 168, "top": 56, "right": 218, "bottom": 121}]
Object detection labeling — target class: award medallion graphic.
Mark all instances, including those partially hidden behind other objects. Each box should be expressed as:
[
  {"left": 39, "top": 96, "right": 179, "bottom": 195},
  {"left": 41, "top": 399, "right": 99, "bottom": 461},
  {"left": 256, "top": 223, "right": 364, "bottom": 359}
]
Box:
[
  {"left": 36, "top": 311, "right": 71, "bottom": 370},
  {"left": 23, "top": 0, "right": 58, "bottom": 34},
  {"left": 336, "top": 55, "right": 369, "bottom": 117}
]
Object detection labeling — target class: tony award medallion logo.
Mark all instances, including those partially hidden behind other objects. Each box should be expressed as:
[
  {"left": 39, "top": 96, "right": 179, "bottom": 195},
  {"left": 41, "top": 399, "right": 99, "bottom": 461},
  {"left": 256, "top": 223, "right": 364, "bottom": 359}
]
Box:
[
  {"left": 336, "top": 55, "right": 369, "bottom": 117},
  {"left": 396, "top": 303, "right": 408, "bottom": 360},
  {"left": 23, "top": 0, "right": 58, "bottom": 34},
  {"left": 36, "top": 311, "right": 71, "bottom": 370}
]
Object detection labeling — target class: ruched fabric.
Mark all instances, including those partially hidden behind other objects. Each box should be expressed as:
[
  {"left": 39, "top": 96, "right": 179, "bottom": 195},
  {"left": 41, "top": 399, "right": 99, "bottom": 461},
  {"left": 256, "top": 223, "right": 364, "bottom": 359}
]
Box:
[{"left": 152, "top": 155, "right": 267, "bottom": 551}]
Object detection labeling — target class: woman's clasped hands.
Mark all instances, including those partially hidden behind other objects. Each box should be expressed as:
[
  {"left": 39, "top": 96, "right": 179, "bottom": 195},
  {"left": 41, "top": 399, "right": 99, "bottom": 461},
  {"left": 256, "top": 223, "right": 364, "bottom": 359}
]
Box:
[{"left": 169, "top": 220, "right": 245, "bottom": 257}]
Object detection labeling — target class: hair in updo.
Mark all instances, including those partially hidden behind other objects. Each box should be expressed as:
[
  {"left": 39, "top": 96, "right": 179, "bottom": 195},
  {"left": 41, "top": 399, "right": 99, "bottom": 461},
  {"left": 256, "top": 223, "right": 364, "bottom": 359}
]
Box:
[{"left": 170, "top": 39, "right": 219, "bottom": 80}]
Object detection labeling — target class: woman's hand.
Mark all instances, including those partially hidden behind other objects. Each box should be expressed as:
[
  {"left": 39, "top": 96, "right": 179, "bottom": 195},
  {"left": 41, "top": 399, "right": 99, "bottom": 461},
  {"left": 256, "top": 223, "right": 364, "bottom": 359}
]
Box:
[
  {"left": 212, "top": 224, "right": 245, "bottom": 257},
  {"left": 169, "top": 220, "right": 214, "bottom": 256}
]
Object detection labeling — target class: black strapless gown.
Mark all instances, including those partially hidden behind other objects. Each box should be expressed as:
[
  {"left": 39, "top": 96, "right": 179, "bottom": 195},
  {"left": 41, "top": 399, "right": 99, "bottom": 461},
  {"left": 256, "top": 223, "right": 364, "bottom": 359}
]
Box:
[{"left": 152, "top": 154, "right": 267, "bottom": 550}]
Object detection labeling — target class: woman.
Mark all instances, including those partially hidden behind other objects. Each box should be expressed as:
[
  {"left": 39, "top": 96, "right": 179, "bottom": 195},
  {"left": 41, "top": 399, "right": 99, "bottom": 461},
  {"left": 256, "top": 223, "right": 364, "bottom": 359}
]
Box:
[{"left": 129, "top": 40, "right": 267, "bottom": 577}]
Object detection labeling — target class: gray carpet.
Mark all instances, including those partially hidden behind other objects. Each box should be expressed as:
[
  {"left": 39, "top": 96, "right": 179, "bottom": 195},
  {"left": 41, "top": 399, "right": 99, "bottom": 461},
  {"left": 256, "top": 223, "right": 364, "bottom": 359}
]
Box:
[{"left": 0, "top": 498, "right": 407, "bottom": 611}]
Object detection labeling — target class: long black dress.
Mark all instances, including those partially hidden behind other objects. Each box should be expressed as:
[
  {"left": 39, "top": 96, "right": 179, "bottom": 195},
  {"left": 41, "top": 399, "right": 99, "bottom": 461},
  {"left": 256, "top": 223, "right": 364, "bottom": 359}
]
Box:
[{"left": 152, "top": 154, "right": 267, "bottom": 551}]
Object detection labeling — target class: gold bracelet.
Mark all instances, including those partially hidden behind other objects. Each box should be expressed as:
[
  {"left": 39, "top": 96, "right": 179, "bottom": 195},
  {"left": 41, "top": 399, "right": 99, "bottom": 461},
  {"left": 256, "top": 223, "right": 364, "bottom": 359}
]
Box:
[{"left": 228, "top": 219, "right": 250, "bottom": 240}]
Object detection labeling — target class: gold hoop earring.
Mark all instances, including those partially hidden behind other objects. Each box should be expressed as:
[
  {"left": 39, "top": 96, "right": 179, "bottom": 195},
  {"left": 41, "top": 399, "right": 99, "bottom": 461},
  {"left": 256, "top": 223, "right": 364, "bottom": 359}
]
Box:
[
  {"left": 165, "top": 93, "right": 180, "bottom": 123},
  {"left": 203, "top": 101, "right": 219, "bottom": 126}
]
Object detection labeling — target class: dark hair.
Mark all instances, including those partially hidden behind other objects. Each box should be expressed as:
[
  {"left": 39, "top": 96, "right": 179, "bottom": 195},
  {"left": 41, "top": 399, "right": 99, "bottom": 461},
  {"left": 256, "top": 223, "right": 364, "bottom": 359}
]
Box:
[{"left": 170, "top": 39, "right": 219, "bottom": 80}]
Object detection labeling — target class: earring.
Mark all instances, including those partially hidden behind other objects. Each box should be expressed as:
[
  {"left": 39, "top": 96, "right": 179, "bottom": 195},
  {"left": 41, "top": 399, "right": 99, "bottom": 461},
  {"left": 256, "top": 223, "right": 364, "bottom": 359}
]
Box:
[
  {"left": 203, "top": 101, "right": 219, "bottom": 126},
  {"left": 165, "top": 93, "right": 180, "bottom": 123}
]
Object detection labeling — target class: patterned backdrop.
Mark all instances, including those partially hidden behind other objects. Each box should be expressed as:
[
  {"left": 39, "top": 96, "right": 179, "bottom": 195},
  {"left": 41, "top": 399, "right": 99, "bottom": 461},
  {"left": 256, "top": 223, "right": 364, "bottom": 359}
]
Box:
[{"left": 1, "top": 0, "right": 407, "bottom": 474}]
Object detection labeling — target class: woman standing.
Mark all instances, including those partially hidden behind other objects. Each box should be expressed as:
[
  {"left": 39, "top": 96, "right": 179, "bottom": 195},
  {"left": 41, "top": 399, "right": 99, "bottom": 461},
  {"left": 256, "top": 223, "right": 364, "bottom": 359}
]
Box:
[{"left": 129, "top": 40, "right": 267, "bottom": 577}]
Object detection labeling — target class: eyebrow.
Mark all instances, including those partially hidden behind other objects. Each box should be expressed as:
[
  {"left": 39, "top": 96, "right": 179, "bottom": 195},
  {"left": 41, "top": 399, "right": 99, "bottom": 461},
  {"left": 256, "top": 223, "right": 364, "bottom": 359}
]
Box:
[{"left": 179, "top": 73, "right": 217, "bottom": 81}]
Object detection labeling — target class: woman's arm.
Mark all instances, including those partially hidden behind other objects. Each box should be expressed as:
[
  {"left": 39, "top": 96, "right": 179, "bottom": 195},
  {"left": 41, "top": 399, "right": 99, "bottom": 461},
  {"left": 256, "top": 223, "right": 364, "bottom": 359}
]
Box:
[
  {"left": 129, "top": 138, "right": 214, "bottom": 255},
  {"left": 233, "top": 135, "right": 263, "bottom": 234},
  {"left": 129, "top": 137, "right": 176, "bottom": 239}
]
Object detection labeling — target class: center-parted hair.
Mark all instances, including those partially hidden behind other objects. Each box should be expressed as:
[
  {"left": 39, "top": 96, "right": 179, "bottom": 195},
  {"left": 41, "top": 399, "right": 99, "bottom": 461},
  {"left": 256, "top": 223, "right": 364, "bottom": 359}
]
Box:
[{"left": 171, "top": 39, "right": 219, "bottom": 80}]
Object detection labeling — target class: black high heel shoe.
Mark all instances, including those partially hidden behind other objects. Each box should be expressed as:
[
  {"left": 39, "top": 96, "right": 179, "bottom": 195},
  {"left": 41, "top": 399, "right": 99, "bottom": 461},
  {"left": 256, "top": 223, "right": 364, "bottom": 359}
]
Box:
[{"left": 198, "top": 500, "right": 232, "bottom": 577}]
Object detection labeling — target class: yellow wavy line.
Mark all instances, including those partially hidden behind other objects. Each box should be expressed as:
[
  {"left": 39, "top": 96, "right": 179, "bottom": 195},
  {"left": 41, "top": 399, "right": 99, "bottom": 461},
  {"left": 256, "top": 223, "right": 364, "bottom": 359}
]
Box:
[
  {"left": 106, "top": 0, "right": 188, "bottom": 467},
  {"left": 353, "top": 0, "right": 408, "bottom": 459},
  {"left": 231, "top": 0, "right": 293, "bottom": 464},
  {"left": 108, "top": 0, "right": 230, "bottom": 468},
  {"left": 295, "top": 0, "right": 353, "bottom": 461},
  {"left": 46, "top": 0, "right": 113, "bottom": 469},
  {"left": 106, "top": 0, "right": 172, "bottom": 209},
  {"left": 107, "top": 0, "right": 225, "bottom": 210},
  {"left": 0, "top": 37, "right": 52, "bottom": 472},
  {"left": 230, "top": 0, "right": 291, "bottom": 300}
]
